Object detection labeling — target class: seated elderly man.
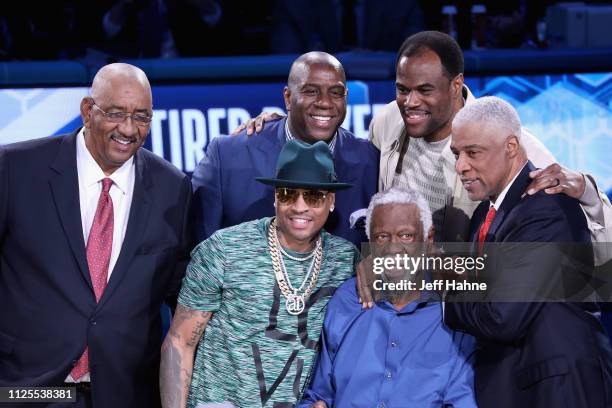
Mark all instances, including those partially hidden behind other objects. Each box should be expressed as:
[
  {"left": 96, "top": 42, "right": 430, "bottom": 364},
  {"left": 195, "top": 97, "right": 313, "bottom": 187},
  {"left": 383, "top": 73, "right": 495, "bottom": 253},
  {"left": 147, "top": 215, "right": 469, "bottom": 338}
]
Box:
[
  {"left": 298, "top": 187, "right": 476, "bottom": 408},
  {"left": 160, "top": 139, "right": 359, "bottom": 408}
]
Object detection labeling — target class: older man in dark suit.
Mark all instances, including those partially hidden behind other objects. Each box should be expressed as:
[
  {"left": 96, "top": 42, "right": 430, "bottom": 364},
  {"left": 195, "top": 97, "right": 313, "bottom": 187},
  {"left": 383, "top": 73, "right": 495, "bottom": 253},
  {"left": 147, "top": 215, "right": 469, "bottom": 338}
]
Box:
[
  {"left": 0, "top": 63, "right": 193, "bottom": 407},
  {"left": 445, "top": 96, "right": 612, "bottom": 408}
]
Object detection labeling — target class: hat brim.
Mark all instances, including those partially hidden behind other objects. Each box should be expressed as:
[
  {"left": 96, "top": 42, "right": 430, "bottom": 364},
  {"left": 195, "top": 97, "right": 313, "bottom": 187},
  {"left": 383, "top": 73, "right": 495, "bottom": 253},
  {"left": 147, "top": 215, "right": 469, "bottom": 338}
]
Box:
[{"left": 255, "top": 177, "right": 352, "bottom": 190}]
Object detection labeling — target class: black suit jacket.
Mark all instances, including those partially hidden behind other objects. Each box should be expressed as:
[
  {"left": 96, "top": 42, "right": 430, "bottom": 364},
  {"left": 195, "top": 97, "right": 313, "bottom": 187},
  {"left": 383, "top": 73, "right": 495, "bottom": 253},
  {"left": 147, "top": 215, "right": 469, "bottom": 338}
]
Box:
[
  {"left": 445, "top": 162, "right": 612, "bottom": 408},
  {"left": 0, "top": 130, "right": 194, "bottom": 407}
]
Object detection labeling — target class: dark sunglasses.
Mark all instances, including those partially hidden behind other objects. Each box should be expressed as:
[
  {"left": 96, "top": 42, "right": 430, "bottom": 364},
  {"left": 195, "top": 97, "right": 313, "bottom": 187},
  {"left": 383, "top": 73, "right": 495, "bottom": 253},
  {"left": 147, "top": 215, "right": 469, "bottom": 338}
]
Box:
[{"left": 275, "top": 188, "right": 329, "bottom": 207}]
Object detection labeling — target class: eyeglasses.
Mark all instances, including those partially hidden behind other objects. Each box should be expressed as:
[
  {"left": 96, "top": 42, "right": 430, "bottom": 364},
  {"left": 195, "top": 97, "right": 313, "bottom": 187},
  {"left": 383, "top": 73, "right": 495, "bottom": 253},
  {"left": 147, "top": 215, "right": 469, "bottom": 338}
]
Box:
[
  {"left": 91, "top": 101, "right": 152, "bottom": 127},
  {"left": 275, "top": 188, "right": 329, "bottom": 207}
]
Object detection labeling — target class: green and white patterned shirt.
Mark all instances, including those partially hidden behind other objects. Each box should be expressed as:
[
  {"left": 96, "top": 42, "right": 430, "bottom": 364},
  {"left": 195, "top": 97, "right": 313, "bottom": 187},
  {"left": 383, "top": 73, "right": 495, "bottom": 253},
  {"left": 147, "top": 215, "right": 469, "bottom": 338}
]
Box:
[{"left": 178, "top": 217, "right": 359, "bottom": 408}]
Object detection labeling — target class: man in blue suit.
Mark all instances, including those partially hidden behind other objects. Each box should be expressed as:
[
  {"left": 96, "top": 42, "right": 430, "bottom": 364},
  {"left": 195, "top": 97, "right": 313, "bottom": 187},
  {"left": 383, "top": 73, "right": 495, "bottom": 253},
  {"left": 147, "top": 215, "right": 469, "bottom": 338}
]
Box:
[
  {"left": 191, "top": 51, "right": 379, "bottom": 247},
  {"left": 0, "top": 63, "right": 193, "bottom": 407},
  {"left": 445, "top": 96, "right": 612, "bottom": 407}
]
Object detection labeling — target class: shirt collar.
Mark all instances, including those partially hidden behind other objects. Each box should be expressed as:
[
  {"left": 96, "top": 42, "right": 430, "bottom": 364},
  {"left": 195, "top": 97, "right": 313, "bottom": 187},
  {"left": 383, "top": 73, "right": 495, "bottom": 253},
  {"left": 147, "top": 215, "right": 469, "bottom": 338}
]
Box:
[
  {"left": 76, "top": 128, "right": 134, "bottom": 194},
  {"left": 377, "top": 289, "right": 442, "bottom": 314},
  {"left": 284, "top": 117, "right": 337, "bottom": 153},
  {"left": 490, "top": 161, "right": 528, "bottom": 211}
]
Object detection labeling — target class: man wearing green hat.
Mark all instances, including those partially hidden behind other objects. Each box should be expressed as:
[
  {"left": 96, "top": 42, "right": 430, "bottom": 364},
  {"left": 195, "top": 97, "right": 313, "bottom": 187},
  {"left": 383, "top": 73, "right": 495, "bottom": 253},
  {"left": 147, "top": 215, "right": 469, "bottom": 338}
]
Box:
[{"left": 160, "top": 139, "right": 359, "bottom": 408}]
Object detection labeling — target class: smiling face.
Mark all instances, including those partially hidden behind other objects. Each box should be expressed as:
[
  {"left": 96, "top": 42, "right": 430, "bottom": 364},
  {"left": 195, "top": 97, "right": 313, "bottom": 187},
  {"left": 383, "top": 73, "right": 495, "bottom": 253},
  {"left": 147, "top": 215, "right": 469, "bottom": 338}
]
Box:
[
  {"left": 395, "top": 49, "right": 463, "bottom": 142},
  {"left": 284, "top": 61, "right": 347, "bottom": 143},
  {"left": 275, "top": 188, "right": 335, "bottom": 252},
  {"left": 451, "top": 121, "right": 520, "bottom": 202},
  {"left": 370, "top": 203, "right": 433, "bottom": 305},
  {"left": 370, "top": 203, "right": 431, "bottom": 280},
  {"left": 81, "top": 66, "right": 152, "bottom": 175}
]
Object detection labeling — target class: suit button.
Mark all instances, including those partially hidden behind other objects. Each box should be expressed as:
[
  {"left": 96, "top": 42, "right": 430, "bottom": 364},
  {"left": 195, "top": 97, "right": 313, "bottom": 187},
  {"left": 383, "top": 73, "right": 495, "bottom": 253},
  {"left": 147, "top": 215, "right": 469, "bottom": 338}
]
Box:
[
  {"left": 90, "top": 319, "right": 97, "bottom": 325},
  {"left": 72, "top": 360, "right": 78, "bottom": 366}
]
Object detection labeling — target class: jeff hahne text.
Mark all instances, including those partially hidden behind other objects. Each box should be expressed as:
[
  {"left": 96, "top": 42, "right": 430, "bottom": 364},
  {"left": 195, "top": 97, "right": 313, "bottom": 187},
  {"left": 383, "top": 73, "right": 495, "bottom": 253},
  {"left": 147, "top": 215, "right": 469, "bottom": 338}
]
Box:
[{"left": 372, "top": 254, "right": 488, "bottom": 292}]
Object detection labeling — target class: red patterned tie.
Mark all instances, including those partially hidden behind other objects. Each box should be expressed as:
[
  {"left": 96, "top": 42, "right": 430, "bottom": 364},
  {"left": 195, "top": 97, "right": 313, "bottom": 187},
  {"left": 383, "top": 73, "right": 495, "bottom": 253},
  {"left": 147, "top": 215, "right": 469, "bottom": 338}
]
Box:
[
  {"left": 477, "top": 206, "right": 496, "bottom": 255},
  {"left": 70, "top": 178, "right": 114, "bottom": 380}
]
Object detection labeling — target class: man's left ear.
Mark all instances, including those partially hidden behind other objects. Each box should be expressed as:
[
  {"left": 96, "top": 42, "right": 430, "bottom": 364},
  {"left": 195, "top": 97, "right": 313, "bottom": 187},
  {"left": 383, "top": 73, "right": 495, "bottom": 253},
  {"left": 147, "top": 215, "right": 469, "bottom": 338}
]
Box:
[
  {"left": 451, "top": 73, "right": 464, "bottom": 97},
  {"left": 505, "top": 135, "right": 520, "bottom": 157}
]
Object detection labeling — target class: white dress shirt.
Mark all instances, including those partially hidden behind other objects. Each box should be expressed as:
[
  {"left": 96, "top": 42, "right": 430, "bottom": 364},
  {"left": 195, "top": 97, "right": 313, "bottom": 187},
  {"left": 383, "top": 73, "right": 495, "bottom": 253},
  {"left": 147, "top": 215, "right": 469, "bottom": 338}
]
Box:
[{"left": 76, "top": 128, "right": 135, "bottom": 280}]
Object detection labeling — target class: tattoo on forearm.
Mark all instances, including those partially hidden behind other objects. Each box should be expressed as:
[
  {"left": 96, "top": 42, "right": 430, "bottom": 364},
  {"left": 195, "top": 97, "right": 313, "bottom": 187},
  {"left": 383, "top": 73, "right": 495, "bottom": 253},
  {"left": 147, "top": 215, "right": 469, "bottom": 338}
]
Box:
[
  {"left": 187, "top": 321, "right": 206, "bottom": 348},
  {"left": 160, "top": 306, "right": 212, "bottom": 408},
  {"left": 161, "top": 341, "right": 185, "bottom": 408},
  {"left": 170, "top": 306, "right": 212, "bottom": 346}
]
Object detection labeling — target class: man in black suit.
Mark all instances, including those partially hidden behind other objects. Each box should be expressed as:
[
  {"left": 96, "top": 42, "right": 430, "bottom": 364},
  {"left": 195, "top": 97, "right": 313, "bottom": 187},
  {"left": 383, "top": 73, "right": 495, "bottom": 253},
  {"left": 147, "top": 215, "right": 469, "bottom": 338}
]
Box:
[
  {"left": 445, "top": 96, "right": 612, "bottom": 407},
  {"left": 0, "top": 63, "right": 193, "bottom": 407}
]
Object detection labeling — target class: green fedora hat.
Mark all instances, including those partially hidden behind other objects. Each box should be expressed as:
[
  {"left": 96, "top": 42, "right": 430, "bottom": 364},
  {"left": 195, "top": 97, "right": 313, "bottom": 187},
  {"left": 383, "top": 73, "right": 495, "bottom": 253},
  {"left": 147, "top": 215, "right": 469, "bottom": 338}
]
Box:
[{"left": 256, "top": 139, "right": 352, "bottom": 190}]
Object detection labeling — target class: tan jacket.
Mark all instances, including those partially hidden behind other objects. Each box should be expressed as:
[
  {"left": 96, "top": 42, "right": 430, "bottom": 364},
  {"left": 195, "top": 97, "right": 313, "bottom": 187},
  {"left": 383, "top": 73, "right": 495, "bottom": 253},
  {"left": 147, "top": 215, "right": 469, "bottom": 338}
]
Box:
[{"left": 369, "top": 86, "right": 612, "bottom": 263}]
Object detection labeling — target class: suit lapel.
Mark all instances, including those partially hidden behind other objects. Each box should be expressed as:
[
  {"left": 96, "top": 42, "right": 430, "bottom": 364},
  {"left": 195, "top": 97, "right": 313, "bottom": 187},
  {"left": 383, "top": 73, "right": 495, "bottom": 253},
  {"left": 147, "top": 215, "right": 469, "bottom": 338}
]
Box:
[
  {"left": 246, "top": 118, "right": 285, "bottom": 178},
  {"left": 48, "top": 130, "right": 93, "bottom": 292},
  {"left": 333, "top": 128, "right": 365, "bottom": 184},
  {"left": 98, "top": 149, "right": 152, "bottom": 309},
  {"left": 486, "top": 162, "right": 535, "bottom": 242}
]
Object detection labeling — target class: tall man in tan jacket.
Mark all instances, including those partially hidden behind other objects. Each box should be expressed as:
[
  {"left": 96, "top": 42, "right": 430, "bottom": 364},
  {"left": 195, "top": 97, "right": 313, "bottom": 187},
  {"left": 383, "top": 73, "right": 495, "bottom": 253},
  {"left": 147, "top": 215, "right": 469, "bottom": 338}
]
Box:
[{"left": 368, "top": 31, "right": 611, "bottom": 257}]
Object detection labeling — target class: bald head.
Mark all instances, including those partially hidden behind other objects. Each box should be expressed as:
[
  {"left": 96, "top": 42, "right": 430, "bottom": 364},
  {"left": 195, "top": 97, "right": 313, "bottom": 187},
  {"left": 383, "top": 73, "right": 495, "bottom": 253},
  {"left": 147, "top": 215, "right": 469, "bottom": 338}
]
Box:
[
  {"left": 81, "top": 63, "right": 153, "bottom": 176},
  {"left": 91, "top": 63, "right": 151, "bottom": 102},
  {"left": 287, "top": 52, "right": 346, "bottom": 89},
  {"left": 283, "top": 52, "right": 348, "bottom": 144}
]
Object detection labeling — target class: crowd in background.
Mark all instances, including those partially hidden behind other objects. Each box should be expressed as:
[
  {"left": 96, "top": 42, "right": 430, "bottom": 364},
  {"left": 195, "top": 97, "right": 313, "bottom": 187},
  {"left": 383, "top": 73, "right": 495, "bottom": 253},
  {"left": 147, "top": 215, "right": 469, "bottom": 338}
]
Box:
[{"left": 1, "top": 0, "right": 608, "bottom": 62}]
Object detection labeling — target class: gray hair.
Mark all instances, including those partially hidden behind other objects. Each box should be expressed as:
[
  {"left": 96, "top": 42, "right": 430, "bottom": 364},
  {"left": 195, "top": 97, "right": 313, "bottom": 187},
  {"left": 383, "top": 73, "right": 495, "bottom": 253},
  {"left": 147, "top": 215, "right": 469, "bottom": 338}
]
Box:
[
  {"left": 365, "top": 187, "right": 433, "bottom": 240},
  {"left": 452, "top": 96, "right": 521, "bottom": 139}
]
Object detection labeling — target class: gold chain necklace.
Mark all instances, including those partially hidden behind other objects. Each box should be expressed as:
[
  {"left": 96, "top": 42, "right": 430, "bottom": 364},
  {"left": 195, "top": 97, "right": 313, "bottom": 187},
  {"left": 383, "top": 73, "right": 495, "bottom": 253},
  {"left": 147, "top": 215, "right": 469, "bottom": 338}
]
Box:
[{"left": 268, "top": 218, "right": 322, "bottom": 315}]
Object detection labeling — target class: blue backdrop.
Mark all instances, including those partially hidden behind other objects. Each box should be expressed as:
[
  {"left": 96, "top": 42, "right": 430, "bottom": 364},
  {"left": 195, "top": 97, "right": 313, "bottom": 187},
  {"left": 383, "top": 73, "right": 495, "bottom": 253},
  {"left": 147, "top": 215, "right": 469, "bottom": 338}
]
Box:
[{"left": 0, "top": 72, "right": 610, "bottom": 196}]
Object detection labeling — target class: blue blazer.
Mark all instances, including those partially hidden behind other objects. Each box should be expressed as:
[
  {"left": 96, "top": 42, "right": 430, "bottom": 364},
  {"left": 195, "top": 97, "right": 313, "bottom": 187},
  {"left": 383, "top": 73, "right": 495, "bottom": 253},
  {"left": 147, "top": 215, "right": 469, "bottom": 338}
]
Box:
[
  {"left": 191, "top": 118, "right": 379, "bottom": 247},
  {"left": 0, "top": 131, "right": 194, "bottom": 407},
  {"left": 445, "top": 162, "right": 612, "bottom": 408}
]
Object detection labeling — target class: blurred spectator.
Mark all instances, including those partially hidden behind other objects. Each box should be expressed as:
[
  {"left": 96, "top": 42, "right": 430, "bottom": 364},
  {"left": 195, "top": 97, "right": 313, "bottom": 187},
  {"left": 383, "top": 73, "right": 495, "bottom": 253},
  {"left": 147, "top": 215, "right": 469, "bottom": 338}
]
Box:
[
  {"left": 95, "top": 0, "right": 171, "bottom": 58},
  {"left": 16, "top": 0, "right": 610, "bottom": 59},
  {"left": 270, "top": 0, "right": 340, "bottom": 53},
  {"left": 1, "top": 1, "right": 82, "bottom": 60},
  {"left": 167, "top": 0, "right": 273, "bottom": 56},
  {"left": 484, "top": 1, "right": 527, "bottom": 48},
  {"left": 270, "top": 0, "right": 424, "bottom": 54},
  {"left": 0, "top": 15, "right": 9, "bottom": 60},
  {"left": 0, "top": 0, "right": 271, "bottom": 61},
  {"left": 166, "top": 0, "right": 226, "bottom": 56},
  {"left": 421, "top": 0, "right": 592, "bottom": 50}
]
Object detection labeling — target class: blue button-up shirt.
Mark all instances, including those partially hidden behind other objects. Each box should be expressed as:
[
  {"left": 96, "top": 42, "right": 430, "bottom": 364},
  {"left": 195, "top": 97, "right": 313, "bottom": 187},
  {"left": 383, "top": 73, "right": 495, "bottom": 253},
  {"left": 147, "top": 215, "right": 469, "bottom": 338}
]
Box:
[{"left": 297, "top": 278, "right": 477, "bottom": 408}]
